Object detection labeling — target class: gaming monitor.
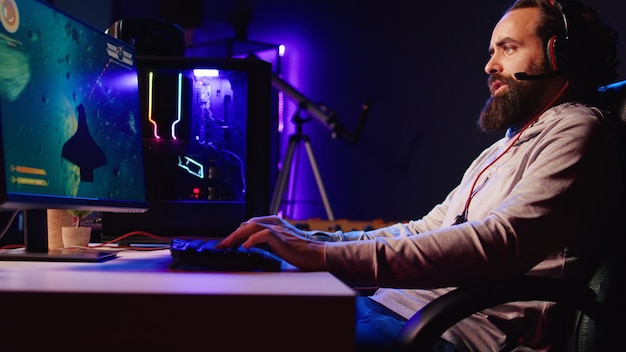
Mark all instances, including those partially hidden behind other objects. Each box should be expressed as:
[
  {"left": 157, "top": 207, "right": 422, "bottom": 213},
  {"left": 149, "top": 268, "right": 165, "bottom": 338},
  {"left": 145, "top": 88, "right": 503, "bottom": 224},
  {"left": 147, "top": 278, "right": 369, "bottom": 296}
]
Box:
[{"left": 0, "top": 0, "right": 148, "bottom": 260}]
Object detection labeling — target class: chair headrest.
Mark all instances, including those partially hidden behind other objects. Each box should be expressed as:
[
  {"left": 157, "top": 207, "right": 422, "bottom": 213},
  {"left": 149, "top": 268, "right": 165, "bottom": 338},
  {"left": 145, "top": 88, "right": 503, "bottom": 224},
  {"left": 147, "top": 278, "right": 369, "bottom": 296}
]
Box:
[{"left": 596, "top": 80, "right": 626, "bottom": 122}]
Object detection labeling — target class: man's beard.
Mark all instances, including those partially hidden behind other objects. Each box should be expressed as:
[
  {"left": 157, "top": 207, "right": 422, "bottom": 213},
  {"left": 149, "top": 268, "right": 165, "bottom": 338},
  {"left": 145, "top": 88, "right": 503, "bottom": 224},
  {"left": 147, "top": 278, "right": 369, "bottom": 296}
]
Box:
[{"left": 478, "top": 74, "right": 549, "bottom": 132}]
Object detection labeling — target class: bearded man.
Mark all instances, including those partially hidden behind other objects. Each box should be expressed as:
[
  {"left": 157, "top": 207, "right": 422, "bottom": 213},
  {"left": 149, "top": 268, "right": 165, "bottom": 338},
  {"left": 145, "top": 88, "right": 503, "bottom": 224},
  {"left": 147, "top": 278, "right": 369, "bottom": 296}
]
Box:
[{"left": 218, "top": 1, "right": 622, "bottom": 350}]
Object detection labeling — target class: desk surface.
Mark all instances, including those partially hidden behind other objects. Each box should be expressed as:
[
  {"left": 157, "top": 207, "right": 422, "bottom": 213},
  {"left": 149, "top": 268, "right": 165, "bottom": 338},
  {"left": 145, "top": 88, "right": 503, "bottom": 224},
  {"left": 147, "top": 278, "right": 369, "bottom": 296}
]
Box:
[
  {"left": 0, "top": 248, "right": 356, "bottom": 351},
  {"left": 0, "top": 248, "right": 355, "bottom": 296}
]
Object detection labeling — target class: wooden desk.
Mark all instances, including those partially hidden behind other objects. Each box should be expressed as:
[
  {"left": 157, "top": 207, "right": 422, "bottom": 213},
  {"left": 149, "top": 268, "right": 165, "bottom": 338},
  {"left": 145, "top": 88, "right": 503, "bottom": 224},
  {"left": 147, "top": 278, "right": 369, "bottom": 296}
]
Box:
[{"left": 0, "top": 249, "right": 355, "bottom": 351}]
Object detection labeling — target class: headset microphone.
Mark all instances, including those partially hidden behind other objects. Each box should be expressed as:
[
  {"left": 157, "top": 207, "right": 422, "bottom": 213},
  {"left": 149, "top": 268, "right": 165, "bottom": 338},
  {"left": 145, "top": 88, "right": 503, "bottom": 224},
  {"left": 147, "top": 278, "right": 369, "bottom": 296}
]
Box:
[{"left": 514, "top": 71, "right": 559, "bottom": 80}]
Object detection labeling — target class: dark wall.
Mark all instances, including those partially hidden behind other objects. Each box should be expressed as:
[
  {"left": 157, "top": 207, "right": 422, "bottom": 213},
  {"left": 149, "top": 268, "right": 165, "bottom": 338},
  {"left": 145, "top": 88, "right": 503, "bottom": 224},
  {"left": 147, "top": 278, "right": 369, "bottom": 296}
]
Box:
[{"left": 53, "top": 0, "right": 626, "bottom": 222}]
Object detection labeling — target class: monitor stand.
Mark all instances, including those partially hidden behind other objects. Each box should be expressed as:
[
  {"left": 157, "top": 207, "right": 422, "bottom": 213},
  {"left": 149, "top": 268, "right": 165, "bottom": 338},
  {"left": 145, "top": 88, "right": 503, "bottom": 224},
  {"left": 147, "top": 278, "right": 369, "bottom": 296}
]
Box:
[{"left": 0, "top": 209, "right": 118, "bottom": 262}]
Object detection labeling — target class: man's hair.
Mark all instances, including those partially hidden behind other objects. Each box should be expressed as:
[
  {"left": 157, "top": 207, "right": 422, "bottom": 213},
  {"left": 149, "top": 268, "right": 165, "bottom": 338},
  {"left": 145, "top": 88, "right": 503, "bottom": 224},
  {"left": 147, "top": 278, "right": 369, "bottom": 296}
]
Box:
[{"left": 508, "top": 0, "right": 619, "bottom": 92}]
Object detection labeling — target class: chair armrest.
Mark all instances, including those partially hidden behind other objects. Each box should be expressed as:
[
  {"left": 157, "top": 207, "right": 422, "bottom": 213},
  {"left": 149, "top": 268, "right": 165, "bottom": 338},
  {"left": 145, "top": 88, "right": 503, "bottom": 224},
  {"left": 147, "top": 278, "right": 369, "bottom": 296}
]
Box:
[{"left": 395, "top": 276, "right": 608, "bottom": 351}]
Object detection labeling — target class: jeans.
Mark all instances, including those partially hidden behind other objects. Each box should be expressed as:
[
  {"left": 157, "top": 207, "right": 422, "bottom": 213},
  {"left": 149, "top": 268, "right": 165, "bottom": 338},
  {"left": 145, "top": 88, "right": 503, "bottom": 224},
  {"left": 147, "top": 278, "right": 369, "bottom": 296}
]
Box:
[{"left": 355, "top": 296, "right": 457, "bottom": 352}]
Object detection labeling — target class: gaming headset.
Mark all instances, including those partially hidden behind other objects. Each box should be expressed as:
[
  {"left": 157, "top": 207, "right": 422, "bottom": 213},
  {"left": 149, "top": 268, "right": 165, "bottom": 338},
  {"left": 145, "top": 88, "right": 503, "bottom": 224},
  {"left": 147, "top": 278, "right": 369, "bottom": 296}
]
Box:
[
  {"left": 546, "top": 0, "right": 570, "bottom": 73},
  {"left": 514, "top": 0, "right": 572, "bottom": 81}
]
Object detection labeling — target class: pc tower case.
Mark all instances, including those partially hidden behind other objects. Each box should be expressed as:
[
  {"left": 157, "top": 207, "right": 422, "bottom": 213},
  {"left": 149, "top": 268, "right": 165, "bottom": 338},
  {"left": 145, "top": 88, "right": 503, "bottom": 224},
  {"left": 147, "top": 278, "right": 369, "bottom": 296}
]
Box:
[{"left": 101, "top": 57, "right": 274, "bottom": 243}]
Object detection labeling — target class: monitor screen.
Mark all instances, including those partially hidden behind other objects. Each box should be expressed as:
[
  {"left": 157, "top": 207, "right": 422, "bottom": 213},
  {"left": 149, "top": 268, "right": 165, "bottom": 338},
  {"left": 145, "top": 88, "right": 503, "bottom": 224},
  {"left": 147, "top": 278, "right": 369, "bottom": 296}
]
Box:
[{"left": 0, "top": 0, "right": 147, "bottom": 260}]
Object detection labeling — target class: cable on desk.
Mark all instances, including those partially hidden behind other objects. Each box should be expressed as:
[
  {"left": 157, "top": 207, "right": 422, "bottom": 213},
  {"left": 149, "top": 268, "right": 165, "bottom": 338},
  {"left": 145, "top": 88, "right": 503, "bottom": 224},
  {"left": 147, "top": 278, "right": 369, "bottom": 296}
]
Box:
[
  {"left": 91, "top": 230, "right": 172, "bottom": 250},
  {"left": 0, "top": 230, "right": 172, "bottom": 251}
]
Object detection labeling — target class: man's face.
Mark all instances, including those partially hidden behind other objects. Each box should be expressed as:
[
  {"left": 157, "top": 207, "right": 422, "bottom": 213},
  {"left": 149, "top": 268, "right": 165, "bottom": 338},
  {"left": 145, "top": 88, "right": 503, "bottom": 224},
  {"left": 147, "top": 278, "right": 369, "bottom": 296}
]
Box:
[{"left": 479, "top": 7, "right": 554, "bottom": 132}]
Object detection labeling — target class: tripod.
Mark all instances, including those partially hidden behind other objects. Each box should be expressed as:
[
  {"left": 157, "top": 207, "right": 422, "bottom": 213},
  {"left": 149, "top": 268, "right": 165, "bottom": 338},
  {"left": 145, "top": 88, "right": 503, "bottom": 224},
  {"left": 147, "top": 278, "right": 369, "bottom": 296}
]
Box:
[{"left": 270, "top": 107, "right": 335, "bottom": 220}]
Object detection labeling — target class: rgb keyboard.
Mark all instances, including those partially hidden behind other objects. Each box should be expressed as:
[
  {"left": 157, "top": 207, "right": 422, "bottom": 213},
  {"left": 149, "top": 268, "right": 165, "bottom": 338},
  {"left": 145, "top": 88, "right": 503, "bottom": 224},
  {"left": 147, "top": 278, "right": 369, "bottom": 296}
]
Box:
[{"left": 170, "top": 238, "right": 283, "bottom": 272}]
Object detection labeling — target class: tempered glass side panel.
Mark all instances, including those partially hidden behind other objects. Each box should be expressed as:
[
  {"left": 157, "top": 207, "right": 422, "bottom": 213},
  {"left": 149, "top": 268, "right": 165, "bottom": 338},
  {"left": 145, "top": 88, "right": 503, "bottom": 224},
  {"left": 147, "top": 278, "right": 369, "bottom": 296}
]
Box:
[
  {"left": 140, "top": 66, "right": 248, "bottom": 203},
  {"left": 101, "top": 57, "right": 272, "bottom": 241}
]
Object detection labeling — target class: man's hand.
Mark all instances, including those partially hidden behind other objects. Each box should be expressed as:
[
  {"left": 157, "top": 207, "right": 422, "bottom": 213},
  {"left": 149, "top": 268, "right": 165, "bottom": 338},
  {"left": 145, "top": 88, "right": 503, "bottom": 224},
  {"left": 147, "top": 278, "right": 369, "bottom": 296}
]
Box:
[{"left": 217, "top": 215, "right": 326, "bottom": 271}]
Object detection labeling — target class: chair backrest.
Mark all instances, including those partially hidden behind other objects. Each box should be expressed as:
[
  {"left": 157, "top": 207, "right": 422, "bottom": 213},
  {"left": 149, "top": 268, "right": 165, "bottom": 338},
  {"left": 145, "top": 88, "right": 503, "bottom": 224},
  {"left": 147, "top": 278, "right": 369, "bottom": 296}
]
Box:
[{"left": 574, "top": 80, "right": 626, "bottom": 351}]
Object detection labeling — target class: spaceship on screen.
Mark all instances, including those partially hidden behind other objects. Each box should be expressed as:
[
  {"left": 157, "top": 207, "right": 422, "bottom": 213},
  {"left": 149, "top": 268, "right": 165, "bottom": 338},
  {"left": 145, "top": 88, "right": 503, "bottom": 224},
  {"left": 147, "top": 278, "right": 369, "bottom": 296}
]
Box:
[{"left": 62, "top": 103, "right": 107, "bottom": 182}]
